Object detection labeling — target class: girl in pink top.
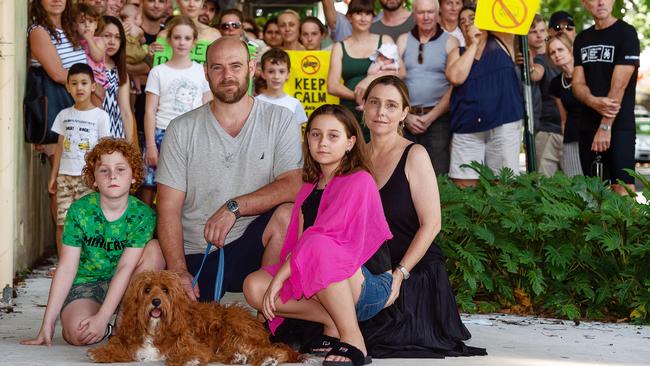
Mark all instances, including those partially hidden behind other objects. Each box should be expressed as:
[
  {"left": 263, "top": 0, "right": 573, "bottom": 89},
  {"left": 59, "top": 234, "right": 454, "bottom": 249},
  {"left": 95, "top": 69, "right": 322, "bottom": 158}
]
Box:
[
  {"left": 73, "top": 3, "right": 109, "bottom": 104},
  {"left": 244, "top": 105, "right": 393, "bottom": 366}
]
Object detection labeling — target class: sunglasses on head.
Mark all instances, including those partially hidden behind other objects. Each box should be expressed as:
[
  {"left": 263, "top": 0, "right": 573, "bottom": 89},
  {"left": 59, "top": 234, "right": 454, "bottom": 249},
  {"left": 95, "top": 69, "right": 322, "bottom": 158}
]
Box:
[
  {"left": 220, "top": 21, "right": 242, "bottom": 31},
  {"left": 553, "top": 24, "right": 574, "bottom": 32}
]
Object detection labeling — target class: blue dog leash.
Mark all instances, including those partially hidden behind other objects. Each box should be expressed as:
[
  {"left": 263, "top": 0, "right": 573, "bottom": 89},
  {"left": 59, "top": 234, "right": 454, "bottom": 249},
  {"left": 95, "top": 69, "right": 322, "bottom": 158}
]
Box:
[{"left": 191, "top": 242, "right": 225, "bottom": 301}]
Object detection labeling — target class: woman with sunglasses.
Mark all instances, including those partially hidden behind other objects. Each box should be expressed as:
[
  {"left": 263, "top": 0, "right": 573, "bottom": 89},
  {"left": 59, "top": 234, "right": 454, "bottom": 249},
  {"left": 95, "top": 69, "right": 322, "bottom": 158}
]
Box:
[
  {"left": 548, "top": 11, "right": 577, "bottom": 40},
  {"left": 150, "top": 0, "right": 220, "bottom": 64},
  {"left": 243, "top": 17, "right": 261, "bottom": 40},
  {"left": 218, "top": 8, "right": 245, "bottom": 37}
]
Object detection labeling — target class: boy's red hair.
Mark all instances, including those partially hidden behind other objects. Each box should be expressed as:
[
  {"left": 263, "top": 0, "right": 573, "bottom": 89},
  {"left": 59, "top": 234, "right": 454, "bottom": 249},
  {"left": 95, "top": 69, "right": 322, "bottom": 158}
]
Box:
[{"left": 82, "top": 138, "right": 144, "bottom": 194}]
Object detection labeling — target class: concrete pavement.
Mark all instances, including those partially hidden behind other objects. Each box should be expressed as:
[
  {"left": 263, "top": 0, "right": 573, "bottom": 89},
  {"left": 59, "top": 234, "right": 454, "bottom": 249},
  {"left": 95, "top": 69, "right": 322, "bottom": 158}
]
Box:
[{"left": 1, "top": 265, "right": 648, "bottom": 366}]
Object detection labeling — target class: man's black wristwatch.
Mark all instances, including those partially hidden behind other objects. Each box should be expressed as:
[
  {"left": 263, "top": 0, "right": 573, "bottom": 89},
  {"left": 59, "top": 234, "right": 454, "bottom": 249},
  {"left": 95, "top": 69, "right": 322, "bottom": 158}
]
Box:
[{"left": 226, "top": 199, "right": 241, "bottom": 219}]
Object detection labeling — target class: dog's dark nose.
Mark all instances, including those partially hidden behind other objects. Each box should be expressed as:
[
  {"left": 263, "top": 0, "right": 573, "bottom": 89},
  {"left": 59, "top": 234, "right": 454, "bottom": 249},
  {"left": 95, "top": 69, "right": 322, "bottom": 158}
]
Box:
[{"left": 152, "top": 298, "right": 161, "bottom": 307}]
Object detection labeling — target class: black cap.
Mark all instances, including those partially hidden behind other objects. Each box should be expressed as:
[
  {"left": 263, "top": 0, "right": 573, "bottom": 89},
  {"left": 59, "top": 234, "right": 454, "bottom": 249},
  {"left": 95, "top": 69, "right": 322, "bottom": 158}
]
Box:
[{"left": 549, "top": 11, "right": 575, "bottom": 28}]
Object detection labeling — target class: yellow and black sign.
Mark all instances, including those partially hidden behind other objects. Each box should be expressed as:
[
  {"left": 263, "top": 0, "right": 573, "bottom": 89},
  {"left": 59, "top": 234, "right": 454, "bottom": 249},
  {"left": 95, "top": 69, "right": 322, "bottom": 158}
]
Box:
[
  {"left": 284, "top": 50, "right": 339, "bottom": 117},
  {"left": 475, "top": 0, "right": 540, "bottom": 35}
]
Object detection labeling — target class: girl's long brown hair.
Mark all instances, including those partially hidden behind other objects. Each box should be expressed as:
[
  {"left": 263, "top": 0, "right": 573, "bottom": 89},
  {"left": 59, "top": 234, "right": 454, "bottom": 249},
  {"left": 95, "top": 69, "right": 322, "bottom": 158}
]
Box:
[
  {"left": 302, "top": 105, "right": 374, "bottom": 183},
  {"left": 102, "top": 15, "right": 127, "bottom": 86},
  {"left": 29, "top": 0, "right": 79, "bottom": 48}
]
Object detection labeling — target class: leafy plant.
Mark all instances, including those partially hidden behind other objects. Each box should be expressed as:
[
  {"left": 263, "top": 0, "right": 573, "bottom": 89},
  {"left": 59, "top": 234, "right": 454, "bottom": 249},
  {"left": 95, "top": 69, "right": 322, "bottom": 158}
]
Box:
[{"left": 438, "top": 163, "right": 650, "bottom": 324}]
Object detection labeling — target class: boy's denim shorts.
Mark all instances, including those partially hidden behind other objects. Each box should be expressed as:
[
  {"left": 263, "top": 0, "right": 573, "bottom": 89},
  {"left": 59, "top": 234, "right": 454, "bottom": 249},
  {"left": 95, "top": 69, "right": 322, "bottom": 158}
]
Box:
[{"left": 355, "top": 266, "right": 392, "bottom": 321}]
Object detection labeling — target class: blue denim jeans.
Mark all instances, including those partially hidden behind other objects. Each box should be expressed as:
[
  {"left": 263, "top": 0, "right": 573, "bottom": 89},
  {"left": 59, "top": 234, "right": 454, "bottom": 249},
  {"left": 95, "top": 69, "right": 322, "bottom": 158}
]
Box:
[
  {"left": 355, "top": 266, "right": 392, "bottom": 321},
  {"left": 143, "top": 127, "right": 165, "bottom": 187}
]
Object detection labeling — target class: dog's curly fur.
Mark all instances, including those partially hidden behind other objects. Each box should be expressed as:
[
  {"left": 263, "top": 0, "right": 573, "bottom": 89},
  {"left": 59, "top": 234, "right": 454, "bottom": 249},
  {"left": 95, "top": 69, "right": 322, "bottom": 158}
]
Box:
[{"left": 87, "top": 271, "right": 304, "bottom": 366}]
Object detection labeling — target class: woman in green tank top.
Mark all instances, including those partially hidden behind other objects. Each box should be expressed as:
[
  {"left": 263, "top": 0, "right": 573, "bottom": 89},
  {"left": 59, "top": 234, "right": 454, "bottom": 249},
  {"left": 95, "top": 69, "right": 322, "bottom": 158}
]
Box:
[{"left": 327, "top": 0, "right": 403, "bottom": 140}]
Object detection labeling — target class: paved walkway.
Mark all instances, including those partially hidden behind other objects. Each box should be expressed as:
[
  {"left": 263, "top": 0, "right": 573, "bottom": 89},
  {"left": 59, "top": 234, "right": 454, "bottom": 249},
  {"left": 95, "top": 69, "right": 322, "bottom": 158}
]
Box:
[{"left": 1, "top": 267, "right": 648, "bottom": 366}]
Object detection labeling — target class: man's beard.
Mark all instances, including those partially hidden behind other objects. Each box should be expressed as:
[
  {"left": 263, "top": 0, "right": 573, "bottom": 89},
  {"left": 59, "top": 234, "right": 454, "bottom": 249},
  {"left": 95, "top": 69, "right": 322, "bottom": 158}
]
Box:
[
  {"left": 381, "top": 0, "right": 404, "bottom": 11},
  {"left": 212, "top": 75, "right": 250, "bottom": 104}
]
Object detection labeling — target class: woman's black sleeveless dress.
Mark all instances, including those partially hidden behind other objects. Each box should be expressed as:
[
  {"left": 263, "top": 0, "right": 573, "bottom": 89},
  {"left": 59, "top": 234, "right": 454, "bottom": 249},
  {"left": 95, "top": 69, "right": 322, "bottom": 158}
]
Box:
[{"left": 359, "top": 144, "right": 486, "bottom": 358}]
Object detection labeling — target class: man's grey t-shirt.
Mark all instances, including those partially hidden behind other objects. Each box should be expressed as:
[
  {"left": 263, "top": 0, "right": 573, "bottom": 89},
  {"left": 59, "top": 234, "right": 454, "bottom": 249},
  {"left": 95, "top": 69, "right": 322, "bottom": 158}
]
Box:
[
  {"left": 370, "top": 15, "right": 416, "bottom": 42},
  {"left": 157, "top": 100, "right": 303, "bottom": 255}
]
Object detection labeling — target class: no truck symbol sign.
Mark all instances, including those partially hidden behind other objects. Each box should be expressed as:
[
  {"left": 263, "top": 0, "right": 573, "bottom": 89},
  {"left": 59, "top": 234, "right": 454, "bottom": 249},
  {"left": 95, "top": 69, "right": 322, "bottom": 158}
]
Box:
[{"left": 475, "top": 0, "right": 540, "bottom": 35}]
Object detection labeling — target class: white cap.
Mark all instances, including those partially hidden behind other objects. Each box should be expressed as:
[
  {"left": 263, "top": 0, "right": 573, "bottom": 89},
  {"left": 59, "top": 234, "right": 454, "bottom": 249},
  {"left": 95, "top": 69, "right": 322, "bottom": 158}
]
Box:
[{"left": 369, "top": 43, "right": 399, "bottom": 63}]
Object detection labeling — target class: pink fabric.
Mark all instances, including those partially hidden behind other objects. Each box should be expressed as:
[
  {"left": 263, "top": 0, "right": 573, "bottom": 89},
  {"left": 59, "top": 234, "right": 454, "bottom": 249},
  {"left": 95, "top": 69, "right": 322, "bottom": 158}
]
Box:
[
  {"left": 80, "top": 38, "right": 109, "bottom": 88},
  {"left": 264, "top": 170, "right": 392, "bottom": 333}
]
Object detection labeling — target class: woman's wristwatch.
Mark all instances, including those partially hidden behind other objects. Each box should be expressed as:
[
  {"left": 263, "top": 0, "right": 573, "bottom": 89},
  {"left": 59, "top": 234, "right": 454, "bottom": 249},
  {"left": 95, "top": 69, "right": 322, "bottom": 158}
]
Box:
[{"left": 396, "top": 264, "right": 410, "bottom": 280}]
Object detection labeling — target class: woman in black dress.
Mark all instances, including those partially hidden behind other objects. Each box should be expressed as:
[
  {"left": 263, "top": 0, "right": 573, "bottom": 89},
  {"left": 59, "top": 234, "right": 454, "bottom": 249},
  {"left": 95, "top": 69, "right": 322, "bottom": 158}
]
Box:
[
  {"left": 359, "top": 75, "right": 486, "bottom": 358},
  {"left": 547, "top": 33, "right": 584, "bottom": 177}
]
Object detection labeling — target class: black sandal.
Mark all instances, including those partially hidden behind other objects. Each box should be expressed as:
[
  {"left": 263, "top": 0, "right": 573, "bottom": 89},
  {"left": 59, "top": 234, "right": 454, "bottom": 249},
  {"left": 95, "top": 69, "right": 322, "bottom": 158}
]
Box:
[
  {"left": 88, "top": 323, "right": 113, "bottom": 345},
  {"left": 300, "top": 334, "right": 340, "bottom": 356},
  {"left": 322, "top": 342, "right": 372, "bottom": 366}
]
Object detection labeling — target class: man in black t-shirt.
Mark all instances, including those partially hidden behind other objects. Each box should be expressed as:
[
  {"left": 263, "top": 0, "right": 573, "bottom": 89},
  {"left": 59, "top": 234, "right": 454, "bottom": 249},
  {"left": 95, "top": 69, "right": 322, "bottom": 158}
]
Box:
[{"left": 573, "top": 0, "right": 640, "bottom": 195}]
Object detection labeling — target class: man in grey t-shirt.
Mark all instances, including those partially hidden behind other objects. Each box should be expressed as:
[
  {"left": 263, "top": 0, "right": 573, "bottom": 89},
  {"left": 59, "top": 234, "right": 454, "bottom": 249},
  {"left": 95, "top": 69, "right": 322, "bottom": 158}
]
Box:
[{"left": 156, "top": 37, "right": 303, "bottom": 301}]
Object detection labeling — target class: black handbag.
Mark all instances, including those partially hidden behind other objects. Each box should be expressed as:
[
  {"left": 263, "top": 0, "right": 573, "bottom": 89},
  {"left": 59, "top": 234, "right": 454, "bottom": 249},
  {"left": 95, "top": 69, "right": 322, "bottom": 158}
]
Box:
[{"left": 23, "top": 66, "right": 74, "bottom": 144}]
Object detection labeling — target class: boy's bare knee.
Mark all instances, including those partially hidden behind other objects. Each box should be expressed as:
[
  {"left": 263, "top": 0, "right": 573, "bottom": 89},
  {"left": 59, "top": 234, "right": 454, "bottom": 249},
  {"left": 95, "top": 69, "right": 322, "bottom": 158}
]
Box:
[{"left": 62, "top": 328, "right": 85, "bottom": 346}]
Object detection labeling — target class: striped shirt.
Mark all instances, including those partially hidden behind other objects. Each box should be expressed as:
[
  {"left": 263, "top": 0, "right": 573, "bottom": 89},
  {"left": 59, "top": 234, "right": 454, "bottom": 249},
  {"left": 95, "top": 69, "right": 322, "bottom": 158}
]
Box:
[{"left": 28, "top": 24, "right": 87, "bottom": 69}]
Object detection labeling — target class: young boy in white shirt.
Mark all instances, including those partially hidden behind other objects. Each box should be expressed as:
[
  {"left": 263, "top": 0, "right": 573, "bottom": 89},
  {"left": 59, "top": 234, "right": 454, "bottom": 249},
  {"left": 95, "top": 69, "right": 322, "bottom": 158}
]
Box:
[
  {"left": 49, "top": 63, "right": 112, "bottom": 259},
  {"left": 256, "top": 48, "right": 308, "bottom": 130}
]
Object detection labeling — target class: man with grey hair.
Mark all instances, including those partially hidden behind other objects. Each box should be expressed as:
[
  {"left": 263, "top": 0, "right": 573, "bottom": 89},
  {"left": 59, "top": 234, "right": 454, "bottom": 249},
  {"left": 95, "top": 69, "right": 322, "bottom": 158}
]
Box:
[
  {"left": 396, "top": 0, "right": 456, "bottom": 174},
  {"left": 156, "top": 37, "right": 303, "bottom": 301}
]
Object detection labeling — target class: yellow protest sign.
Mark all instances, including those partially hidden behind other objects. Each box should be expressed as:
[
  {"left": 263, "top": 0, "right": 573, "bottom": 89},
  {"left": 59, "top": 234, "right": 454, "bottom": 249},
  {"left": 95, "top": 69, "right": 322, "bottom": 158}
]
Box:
[
  {"left": 284, "top": 50, "right": 339, "bottom": 118},
  {"left": 475, "top": 0, "right": 540, "bottom": 35}
]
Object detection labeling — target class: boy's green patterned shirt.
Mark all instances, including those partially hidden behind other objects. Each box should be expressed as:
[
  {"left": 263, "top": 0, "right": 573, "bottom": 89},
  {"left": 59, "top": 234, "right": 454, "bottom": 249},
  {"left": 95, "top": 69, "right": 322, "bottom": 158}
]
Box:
[{"left": 63, "top": 192, "right": 156, "bottom": 285}]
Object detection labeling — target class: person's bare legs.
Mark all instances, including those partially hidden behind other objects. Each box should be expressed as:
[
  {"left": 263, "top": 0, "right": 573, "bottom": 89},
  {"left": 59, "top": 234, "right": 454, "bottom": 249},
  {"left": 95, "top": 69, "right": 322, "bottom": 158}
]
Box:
[
  {"left": 452, "top": 178, "right": 479, "bottom": 188},
  {"left": 261, "top": 203, "right": 293, "bottom": 266},
  {"left": 244, "top": 269, "right": 338, "bottom": 332},
  {"left": 60, "top": 299, "right": 103, "bottom": 345},
  {"left": 315, "top": 269, "right": 365, "bottom": 362},
  {"left": 612, "top": 183, "right": 636, "bottom": 196},
  {"left": 243, "top": 268, "right": 366, "bottom": 362}
]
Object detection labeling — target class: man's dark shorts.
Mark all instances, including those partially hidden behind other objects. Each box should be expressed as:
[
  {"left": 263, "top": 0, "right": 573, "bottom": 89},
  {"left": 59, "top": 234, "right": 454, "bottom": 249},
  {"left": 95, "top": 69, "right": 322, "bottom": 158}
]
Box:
[
  {"left": 579, "top": 130, "right": 636, "bottom": 184},
  {"left": 186, "top": 209, "right": 275, "bottom": 302}
]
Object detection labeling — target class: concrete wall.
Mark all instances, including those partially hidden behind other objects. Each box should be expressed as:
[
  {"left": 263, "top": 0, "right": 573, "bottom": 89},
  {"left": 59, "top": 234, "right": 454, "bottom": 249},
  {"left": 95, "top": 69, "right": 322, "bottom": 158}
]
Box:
[{"left": 0, "top": 0, "right": 55, "bottom": 295}]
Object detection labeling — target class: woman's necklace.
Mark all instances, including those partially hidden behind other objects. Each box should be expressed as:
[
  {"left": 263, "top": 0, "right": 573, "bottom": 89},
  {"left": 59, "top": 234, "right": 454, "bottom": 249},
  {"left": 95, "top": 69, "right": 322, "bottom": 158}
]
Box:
[{"left": 561, "top": 73, "right": 572, "bottom": 89}]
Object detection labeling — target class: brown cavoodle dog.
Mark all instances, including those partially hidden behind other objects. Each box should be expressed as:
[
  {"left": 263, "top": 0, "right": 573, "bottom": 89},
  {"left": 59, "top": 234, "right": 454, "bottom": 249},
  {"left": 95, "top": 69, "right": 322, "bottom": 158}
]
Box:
[{"left": 87, "top": 271, "right": 305, "bottom": 366}]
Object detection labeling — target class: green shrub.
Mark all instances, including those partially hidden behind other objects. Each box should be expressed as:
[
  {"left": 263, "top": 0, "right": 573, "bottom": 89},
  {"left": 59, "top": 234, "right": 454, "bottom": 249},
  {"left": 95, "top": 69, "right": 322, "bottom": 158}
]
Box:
[{"left": 438, "top": 163, "right": 650, "bottom": 324}]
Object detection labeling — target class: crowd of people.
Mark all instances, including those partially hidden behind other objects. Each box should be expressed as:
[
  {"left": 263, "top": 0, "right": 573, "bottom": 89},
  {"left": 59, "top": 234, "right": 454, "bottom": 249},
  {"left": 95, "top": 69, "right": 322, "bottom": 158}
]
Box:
[{"left": 21, "top": 0, "right": 640, "bottom": 365}]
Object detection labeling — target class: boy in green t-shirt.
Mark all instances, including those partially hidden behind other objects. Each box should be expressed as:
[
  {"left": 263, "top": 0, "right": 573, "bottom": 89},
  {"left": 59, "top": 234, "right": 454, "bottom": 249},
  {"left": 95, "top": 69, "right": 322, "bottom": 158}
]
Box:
[{"left": 22, "top": 138, "right": 164, "bottom": 347}]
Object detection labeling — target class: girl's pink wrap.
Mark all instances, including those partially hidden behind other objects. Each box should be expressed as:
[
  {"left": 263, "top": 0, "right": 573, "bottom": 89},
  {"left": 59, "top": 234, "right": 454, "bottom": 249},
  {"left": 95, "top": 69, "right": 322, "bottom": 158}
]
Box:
[{"left": 264, "top": 171, "right": 392, "bottom": 333}]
